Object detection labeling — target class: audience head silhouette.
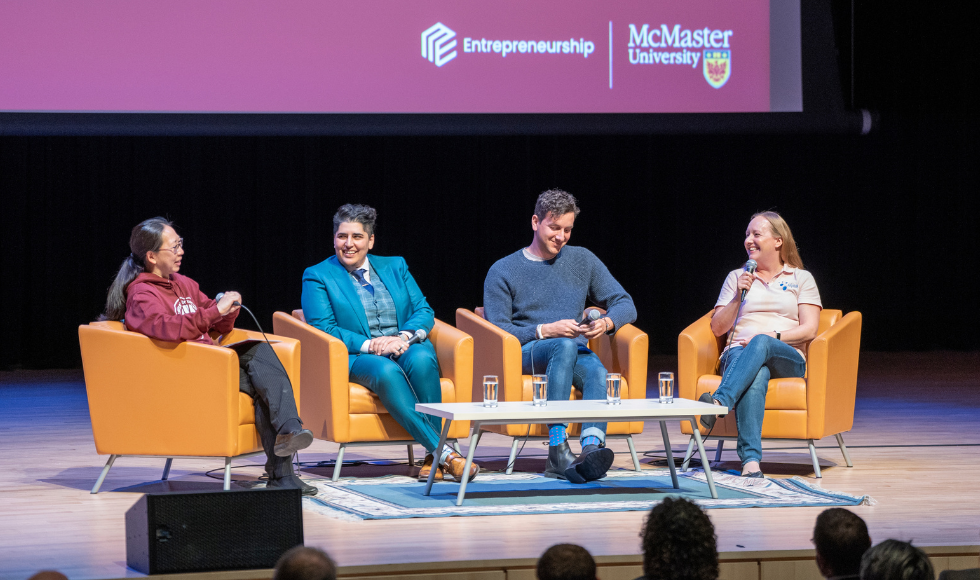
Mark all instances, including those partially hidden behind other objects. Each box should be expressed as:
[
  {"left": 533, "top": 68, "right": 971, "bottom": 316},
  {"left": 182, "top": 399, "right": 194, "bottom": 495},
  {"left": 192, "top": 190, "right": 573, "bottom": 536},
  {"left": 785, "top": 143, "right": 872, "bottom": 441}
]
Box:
[
  {"left": 537, "top": 543, "right": 597, "bottom": 580},
  {"left": 813, "top": 508, "right": 871, "bottom": 579},
  {"left": 639, "top": 497, "right": 718, "bottom": 580},
  {"left": 860, "top": 539, "right": 933, "bottom": 580},
  {"left": 273, "top": 546, "right": 337, "bottom": 580}
]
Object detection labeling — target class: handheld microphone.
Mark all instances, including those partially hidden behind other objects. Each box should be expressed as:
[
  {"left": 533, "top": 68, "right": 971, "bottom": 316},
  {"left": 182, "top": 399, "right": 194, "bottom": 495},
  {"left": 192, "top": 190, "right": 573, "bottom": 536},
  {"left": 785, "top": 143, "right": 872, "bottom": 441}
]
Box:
[
  {"left": 577, "top": 308, "right": 602, "bottom": 325},
  {"left": 739, "top": 260, "right": 758, "bottom": 302},
  {"left": 214, "top": 292, "right": 241, "bottom": 307},
  {"left": 404, "top": 328, "right": 427, "bottom": 346}
]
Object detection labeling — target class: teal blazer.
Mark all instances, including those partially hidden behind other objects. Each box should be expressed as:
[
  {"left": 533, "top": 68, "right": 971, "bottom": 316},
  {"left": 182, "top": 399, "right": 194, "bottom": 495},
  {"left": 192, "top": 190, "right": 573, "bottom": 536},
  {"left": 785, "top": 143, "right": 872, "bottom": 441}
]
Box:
[{"left": 301, "top": 254, "right": 435, "bottom": 368}]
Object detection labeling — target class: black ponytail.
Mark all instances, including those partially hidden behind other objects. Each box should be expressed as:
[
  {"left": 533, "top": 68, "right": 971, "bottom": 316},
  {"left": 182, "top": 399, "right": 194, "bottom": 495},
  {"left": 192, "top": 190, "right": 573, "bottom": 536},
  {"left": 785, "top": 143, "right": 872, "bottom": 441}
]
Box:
[{"left": 99, "top": 217, "right": 173, "bottom": 321}]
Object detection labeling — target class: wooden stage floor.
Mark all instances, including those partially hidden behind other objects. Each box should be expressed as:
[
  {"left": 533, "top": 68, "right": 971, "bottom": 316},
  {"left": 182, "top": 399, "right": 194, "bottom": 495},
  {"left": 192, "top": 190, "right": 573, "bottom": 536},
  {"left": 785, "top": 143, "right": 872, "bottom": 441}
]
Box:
[{"left": 1, "top": 352, "right": 978, "bottom": 580}]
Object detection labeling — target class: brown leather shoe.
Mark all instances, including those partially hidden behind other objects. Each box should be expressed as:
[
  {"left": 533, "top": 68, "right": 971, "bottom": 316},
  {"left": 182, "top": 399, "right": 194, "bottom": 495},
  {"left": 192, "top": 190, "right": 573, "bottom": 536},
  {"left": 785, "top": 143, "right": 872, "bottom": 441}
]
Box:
[
  {"left": 441, "top": 452, "right": 479, "bottom": 481},
  {"left": 418, "top": 453, "right": 443, "bottom": 481}
]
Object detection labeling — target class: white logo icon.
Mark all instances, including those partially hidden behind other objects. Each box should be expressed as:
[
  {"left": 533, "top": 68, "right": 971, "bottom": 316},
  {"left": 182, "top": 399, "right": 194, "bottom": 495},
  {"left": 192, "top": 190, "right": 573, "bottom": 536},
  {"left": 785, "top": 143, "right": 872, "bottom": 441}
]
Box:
[
  {"left": 421, "top": 22, "right": 457, "bottom": 67},
  {"left": 173, "top": 296, "right": 198, "bottom": 315}
]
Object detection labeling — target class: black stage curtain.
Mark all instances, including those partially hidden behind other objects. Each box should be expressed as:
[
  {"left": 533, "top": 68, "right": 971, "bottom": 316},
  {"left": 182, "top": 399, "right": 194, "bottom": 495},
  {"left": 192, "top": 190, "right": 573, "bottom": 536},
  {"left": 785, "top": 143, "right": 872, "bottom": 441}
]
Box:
[{"left": 1, "top": 3, "right": 977, "bottom": 369}]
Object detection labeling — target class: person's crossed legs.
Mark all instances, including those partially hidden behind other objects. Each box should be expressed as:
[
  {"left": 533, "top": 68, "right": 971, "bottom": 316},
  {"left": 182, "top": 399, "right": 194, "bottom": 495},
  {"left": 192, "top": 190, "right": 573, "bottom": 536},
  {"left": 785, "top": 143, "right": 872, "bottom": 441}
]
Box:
[{"left": 522, "top": 338, "right": 614, "bottom": 483}]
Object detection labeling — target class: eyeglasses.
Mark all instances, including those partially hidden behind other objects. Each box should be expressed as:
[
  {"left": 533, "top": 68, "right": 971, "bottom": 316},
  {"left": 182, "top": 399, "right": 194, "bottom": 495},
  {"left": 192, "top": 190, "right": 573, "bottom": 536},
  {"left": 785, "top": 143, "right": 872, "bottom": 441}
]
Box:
[{"left": 157, "top": 238, "right": 184, "bottom": 253}]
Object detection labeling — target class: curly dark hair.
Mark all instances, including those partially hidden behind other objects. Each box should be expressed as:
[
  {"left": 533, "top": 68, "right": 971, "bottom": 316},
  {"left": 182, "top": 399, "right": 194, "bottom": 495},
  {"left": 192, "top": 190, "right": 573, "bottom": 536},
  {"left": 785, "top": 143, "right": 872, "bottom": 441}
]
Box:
[
  {"left": 813, "top": 508, "right": 871, "bottom": 577},
  {"left": 860, "top": 540, "right": 934, "bottom": 580},
  {"left": 537, "top": 543, "right": 596, "bottom": 580},
  {"left": 639, "top": 497, "right": 718, "bottom": 580},
  {"left": 534, "top": 189, "right": 580, "bottom": 221}
]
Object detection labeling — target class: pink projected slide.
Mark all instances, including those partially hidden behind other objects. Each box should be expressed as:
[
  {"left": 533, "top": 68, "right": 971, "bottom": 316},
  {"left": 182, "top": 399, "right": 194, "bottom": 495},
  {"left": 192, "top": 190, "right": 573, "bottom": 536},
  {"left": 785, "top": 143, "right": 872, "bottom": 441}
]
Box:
[{"left": 0, "top": 1, "right": 770, "bottom": 113}]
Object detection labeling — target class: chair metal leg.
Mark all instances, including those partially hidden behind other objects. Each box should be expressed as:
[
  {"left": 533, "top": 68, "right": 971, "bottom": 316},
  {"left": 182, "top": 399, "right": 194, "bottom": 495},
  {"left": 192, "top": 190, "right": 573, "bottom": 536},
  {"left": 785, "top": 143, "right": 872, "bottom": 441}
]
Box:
[
  {"left": 506, "top": 437, "right": 520, "bottom": 475},
  {"left": 332, "top": 444, "right": 346, "bottom": 482},
  {"left": 808, "top": 439, "right": 822, "bottom": 478},
  {"left": 161, "top": 458, "right": 173, "bottom": 481},
  {"left": 713, "top": 440, "right": 725, "bottom": 464},
  {"left": 836, "top": 433, "right": 854, "bottom": 467},
  {"left": 223, "top": 457, "right": 232, "bottom": 490},
  {"left": 681, "top": 437, "right": 696, "bottom": 472},
  {"left": 91, "top": 455, "right": 118, "bottom": 494},
  {"left": 626, "top": 434, "right": 642, "bottom": 471},
  {"left": 407, "top": 444, "right": 415, "bottom": 466}
]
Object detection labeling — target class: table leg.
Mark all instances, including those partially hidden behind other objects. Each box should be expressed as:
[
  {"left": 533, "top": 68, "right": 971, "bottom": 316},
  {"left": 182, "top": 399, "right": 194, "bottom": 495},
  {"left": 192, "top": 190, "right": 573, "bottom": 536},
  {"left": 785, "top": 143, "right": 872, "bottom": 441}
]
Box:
[
  {"left": 689, "top": 418, "right": 718, "bottom": 499},
  {"left": 455, "top": 421, "right": 482, "bottom": 506},
  {"left": 660, "top": 421, "right": 679, "bottom": 489},
  {"left": 423, "top": 419, "right": 452, "bottom": 496}
]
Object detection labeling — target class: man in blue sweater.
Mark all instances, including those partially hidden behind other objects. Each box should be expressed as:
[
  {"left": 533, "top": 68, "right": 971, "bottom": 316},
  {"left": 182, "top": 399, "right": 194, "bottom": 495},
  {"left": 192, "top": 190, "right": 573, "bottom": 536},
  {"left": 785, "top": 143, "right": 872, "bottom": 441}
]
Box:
[{"left": 484, "top": 189, "right": 637, "bottom": 483}]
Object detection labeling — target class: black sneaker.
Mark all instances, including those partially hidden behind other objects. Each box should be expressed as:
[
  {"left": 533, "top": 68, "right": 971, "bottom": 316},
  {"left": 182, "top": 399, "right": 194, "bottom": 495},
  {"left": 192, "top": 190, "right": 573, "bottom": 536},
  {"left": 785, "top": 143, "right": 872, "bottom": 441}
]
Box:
[
  {"left": 698, "top": 393, "right": 718, "bottom": 430},
  {"left": 267, "top": 474, "right": 317, "bottom": 496},
  {"left": 567, "top": 444, "right": 614, "bottom": 482},
  {"left": 273, "top": 429, "right": 314, "bottom": 457}
]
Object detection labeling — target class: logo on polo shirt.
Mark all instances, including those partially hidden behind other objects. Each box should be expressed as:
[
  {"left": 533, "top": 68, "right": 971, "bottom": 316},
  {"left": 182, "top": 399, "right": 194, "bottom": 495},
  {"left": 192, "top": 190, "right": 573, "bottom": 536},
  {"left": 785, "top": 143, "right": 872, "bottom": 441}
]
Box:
[
  {"left": 777, "top": 281, "right": 798, "bottom": 291},
  {"left": 174, "top": 296, "right": 198, "bottom": 315}
]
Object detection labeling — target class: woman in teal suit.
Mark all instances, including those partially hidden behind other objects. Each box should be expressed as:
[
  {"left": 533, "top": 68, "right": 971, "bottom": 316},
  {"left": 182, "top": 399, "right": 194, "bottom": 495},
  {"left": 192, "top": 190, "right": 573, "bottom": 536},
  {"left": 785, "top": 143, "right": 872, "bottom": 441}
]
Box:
[{"left": 301, "top": 204, "right": 478, "bottom": 481}]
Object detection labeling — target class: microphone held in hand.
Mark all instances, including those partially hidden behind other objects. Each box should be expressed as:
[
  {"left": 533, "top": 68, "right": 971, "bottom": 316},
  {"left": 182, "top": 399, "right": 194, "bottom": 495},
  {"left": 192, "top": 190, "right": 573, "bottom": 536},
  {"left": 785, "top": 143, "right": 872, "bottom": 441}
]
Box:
[
  {"left": 214, "top": 292, "right": 241, "bottom": 307},
  {"left": 577, "top": 308, "right": 602, "bottom": 325},
  {"left": 404, "top": 328, "right": 427, "bottom": 346},
  {"left": 739, "top": 260, "right": 758, "bottom": 302}
]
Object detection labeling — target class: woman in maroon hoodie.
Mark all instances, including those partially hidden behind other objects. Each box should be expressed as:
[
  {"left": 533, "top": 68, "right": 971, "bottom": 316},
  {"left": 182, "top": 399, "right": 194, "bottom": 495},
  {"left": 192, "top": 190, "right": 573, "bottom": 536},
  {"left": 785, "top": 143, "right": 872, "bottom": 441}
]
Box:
[{"left": 101, "top": 217, "right": 316, "bottom": 495}]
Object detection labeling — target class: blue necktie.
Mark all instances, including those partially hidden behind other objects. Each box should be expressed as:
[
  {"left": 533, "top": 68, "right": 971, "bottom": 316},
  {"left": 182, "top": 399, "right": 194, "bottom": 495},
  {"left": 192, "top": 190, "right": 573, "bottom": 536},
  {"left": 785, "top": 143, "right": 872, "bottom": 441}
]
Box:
[{"left": 352, "top": 268, "right": 374, "bottom": 296}]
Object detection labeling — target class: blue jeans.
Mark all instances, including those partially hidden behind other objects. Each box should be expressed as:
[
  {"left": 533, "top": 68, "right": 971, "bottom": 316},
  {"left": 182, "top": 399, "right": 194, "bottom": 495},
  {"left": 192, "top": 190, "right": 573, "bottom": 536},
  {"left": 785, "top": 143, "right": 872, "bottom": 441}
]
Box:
[
  {"left": 521, "top": 338, "right": 607, "bottom": 443},
  {"left": 713, "top": 335, "right": 806, "bottom": 466},
  {"left": 349, "top": 340, "right": 444, "bottom": 452}
]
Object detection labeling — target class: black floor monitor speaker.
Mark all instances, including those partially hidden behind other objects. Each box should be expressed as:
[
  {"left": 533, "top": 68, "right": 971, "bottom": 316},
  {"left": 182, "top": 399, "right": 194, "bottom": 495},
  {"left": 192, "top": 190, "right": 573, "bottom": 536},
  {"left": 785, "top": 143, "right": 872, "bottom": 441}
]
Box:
[{"left": 125, "top": 488, "right": 304, "bottom": 575}]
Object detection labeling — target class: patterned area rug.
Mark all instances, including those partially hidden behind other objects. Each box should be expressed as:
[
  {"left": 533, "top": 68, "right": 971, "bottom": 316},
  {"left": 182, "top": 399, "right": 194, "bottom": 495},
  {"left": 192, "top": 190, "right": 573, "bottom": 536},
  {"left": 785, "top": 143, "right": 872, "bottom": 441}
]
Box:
[{"left": 301, "top": 469, "right": 873, "bottom": 521}]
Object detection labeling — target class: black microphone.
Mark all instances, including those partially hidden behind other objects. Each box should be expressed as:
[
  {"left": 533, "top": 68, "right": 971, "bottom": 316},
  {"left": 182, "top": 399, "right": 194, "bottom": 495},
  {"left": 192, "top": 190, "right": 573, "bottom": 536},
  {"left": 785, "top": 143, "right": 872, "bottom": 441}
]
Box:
[
  {"left": 214, "top": 292, "right": 241, "bottom": 307},
  {"left": 739, "top": 260, "right": 758, "bottom": 302}
]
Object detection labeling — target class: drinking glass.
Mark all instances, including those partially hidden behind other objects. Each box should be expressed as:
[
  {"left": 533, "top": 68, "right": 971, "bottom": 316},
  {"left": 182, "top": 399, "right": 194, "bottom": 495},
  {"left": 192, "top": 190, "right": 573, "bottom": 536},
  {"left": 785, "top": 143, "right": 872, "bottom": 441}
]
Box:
[
  {"left": 532, "top": 374, "right": 548, "bottom": 406},
  {"left": 606, "top": 373, "right": 622, "bottom": 405},
  {"left": 658, "top": 372, "right": 674, "bottom": 404},
  {"left": 482, "top": 375, "right": 498, "bottom": 407}
]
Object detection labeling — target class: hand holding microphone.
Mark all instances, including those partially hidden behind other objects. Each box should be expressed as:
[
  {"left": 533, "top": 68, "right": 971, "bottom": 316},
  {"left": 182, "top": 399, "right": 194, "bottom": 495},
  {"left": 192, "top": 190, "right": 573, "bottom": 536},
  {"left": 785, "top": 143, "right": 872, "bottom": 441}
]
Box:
[
  {"left": 737, "top": 259, "right": 758, "bottom": 302},
  {"left": 214, "top": 292, "right": 242, "bottom": 315},
  {"left": 385, "top": 329, "right": 426, "bottom": 358},
  {"left": 580, "top": 308, "right": 610, "bottom": 340}
]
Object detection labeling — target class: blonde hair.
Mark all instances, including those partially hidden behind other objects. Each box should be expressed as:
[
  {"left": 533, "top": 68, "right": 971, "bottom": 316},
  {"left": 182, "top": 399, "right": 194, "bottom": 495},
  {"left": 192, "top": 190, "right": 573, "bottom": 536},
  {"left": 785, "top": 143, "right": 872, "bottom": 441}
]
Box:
[{"left": 751, "top": 211, "right": 804, "bottom": 269}]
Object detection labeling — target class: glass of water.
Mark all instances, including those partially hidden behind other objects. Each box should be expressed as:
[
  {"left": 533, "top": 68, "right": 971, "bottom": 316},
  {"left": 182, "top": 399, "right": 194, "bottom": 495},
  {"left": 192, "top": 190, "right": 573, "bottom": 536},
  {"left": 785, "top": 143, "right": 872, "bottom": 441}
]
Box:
[
  {"left": 606, "top": 373, "right": 622, "bottom": 404},
  {"left": 532, "top": 374, "right": 548, "bottom": 406},
  {"left": 482, "top": 375, "right": 498, "bottom": 407},
  {"left": 658, "top": 372, "right": 674, "bottom": 404}
]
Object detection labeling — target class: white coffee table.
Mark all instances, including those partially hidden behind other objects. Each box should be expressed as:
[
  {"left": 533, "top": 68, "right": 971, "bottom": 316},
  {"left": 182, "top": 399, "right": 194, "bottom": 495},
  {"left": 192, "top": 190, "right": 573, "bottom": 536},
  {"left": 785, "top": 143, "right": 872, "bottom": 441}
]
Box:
[{"left": 416, "top": 398, "right": 728, "bottom": 505}]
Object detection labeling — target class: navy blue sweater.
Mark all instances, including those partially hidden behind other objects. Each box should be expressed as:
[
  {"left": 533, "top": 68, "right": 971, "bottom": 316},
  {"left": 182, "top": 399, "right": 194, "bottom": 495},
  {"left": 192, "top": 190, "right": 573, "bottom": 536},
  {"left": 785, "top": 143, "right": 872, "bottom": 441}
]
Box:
[{"left": 483, "top": 246, "right": 637, "bottom": 346}]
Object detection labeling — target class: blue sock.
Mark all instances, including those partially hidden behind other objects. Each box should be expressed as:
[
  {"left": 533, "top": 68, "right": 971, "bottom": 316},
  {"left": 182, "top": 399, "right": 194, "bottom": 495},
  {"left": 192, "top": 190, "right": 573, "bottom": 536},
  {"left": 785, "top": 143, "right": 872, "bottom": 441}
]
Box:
[
  {"left": 581, "top": 435, "right": 601, "bottom": 448},
  {"left": 548, "top": 425, "right": 567, "bottom": 446}
]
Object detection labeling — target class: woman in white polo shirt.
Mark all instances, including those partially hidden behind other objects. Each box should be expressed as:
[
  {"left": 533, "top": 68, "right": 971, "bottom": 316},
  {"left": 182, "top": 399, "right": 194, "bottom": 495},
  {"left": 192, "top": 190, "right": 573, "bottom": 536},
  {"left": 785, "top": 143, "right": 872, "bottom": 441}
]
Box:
[{"left": 698, "top": 211, "right": 823, "bottom": 478}]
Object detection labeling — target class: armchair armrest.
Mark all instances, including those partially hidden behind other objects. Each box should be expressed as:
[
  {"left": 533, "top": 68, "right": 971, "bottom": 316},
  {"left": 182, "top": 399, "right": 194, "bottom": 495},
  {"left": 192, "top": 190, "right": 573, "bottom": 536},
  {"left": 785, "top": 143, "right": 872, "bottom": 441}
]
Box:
[
  {"left": 272, "top": 311, "right": 350, "bottom": 442},
  {"left": 590, "top": 323, "right": 649, "bottom": 399},
  {"left": 456, "top": 308, "right": 524, "bottom": 403},
  {"left": 429, "top": 318, "right": 474, "bottom": 404},
  {"left": 79, "top": 324, "right": 241, "bottom": 457},
  {"left": 678, "top": 312, "right": 722, "bottom": 400},
  {"left": 805, "top": 311, "right": 863, "bottom": 438}
]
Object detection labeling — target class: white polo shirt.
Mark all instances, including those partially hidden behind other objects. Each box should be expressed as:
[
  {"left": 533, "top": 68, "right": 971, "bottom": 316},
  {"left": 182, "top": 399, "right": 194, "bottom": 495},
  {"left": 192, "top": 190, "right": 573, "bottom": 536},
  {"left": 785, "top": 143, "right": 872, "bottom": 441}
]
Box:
[{"left": 715, "top": 264, "right": 822, "bottom": 360}]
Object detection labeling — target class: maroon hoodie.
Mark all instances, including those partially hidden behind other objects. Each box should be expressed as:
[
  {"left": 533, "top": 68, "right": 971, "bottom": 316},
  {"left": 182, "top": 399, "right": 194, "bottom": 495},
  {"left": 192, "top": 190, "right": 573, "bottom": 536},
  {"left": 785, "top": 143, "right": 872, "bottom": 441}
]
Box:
[{"left": 125, "top": 272, "right": 238, "bottom": 345}]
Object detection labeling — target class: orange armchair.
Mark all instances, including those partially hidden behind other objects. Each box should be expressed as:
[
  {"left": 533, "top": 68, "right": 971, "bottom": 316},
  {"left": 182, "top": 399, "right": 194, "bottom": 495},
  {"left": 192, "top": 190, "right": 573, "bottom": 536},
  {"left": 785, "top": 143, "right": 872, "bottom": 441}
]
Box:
[
  {"left": 272, "top": 311, "right": 473, "bottom": 481},
  {"left": 678, "top": 309, "right": 862, "bottom": 477},
  {"left": 78, "top": 321, "right": 301, "bottom": 493},
  {"left": 455, "top": 307, "right": 649, "bottom": 472}
]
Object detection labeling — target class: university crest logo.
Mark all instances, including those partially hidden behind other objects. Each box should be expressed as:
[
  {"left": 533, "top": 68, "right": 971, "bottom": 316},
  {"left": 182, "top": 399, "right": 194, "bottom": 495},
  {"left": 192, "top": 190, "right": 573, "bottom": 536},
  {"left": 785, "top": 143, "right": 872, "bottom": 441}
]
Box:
[{"left": 703, "top": 49, "right": 731, "bottom": 88}]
